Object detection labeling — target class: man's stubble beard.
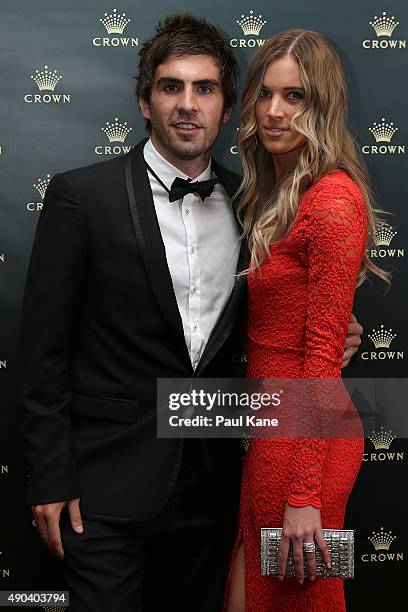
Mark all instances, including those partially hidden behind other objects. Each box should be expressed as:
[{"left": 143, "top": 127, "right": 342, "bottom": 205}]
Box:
[
  {"left": 154, "top": 122, "right": 213, "bottom": 161},
  {"left": 166, "top": 138, "right": 212, "bottom": 161},
  {"left": 151, "top": 113, "right": 224, "bottom": 162}
]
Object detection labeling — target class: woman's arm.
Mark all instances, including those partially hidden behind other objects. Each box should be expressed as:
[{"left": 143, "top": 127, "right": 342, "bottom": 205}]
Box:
[
  {"left": 287, "top": 179, "right": 367, "bottom": 507},
  {"left": 278, "top": 178, "right": 367, "bottom": 583}
]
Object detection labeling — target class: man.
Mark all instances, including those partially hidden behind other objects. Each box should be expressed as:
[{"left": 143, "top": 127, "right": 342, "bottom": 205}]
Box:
[{"left": 20, "top": 14, "right": 362, "bottom": 612}]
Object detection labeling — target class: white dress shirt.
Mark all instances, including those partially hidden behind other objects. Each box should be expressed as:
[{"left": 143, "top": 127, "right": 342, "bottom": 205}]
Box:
[{"left": 143, "top": 139, "right": 241, "bottom": 369}]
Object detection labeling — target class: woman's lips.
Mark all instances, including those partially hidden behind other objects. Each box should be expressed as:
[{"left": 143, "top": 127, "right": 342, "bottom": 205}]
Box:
[{"left": 263, "top": 127, "right": 288, "bottom": 138}]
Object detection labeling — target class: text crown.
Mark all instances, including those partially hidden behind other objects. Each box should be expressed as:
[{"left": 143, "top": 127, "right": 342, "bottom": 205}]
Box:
[
  {"left": 100, "top": 9, "right": 130, "bottom": 34},
  {"left": 374, "top": 224, "right": 397, "bottom": 246},
  {"left": 33, "top": 174, "right": 51, "bottom": 200},
  {"left": 370, "top": 12, "right": 400, "bottom": 37},
  {"left": 236, "top": 10, "right": 266, "bottom": 36},
  {"left": 31, "top": 66, "right": 62, "bottom": 92},
  {"left": 368, "top": 527, "right": 396, "bottom": 551},
  {"left": 369, "top": 118, "right": 398, "bottom": 143},
  {"left": 368, "top": 324, "right": 397, "bottom": 349},
  {"left": 101, "top": 118, "right": 132, "bottom": 143},
  {"left": 369, "top": 426, "right": 396, "bottom": 450}
]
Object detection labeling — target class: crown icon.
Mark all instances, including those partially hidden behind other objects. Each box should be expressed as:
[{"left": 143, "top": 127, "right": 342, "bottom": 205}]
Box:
[
  {"left": 33, "top": 174, "right": 51, "bottom": 200},
  {"left": 100, "top": 8, "right": 130, "bottom": 34},
  {"left": 236, "top": 10, "right": 267, "bottom": 36},
  {"left": 374, "top": 223, "right": 398, "bottom": 246},
  {"left": 368, "top": 527, "right": 396, "bottom": 551},
  {"left": 368, "top": 118, "right": 398, "bottom": 143},
  {"left": 370, "top": 11, "right": 399, "bottom": 37},
  {"left": 30, "top": 66, "right": 62, "bottom": 92},
  {"left": 101, "top": 118, "right": 132, "bottom": 143},
  {"left": 374, "top": 223, "right": 397, "bottom": 246},
  {"left": 369, "top": 426, "right": 396, "bottom": 450},
  {"left": 368, "top": 324, "right": 397, "bottom": 349}
]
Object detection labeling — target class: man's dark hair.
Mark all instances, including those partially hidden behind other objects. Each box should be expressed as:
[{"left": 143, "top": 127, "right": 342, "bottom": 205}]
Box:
[{"left": 135, "top": 13, "right": 239, "bottom": 129}]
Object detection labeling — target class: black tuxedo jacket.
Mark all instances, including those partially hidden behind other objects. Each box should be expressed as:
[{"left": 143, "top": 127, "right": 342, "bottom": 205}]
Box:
[{"left": 20, "top": 139, "right": 249, "bottom": 521}]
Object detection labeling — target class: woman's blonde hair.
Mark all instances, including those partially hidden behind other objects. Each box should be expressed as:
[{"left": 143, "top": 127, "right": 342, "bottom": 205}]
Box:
[{"left": 237, "top": 29, "right": 389, "bottom": 285}]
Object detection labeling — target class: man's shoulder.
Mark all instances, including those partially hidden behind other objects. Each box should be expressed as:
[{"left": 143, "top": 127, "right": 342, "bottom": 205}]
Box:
[
  {"left": 213, "top": 160, "right": 241, "bottom": 182},
  {"left": 212, "top": 159, "right": 242, "bottom": 192},
  {"left": 59, "top": 154, "right": 127, "bottom": 187}
]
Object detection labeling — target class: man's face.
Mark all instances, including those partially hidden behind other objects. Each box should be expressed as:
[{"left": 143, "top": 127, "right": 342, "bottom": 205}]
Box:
[{"left": 140, "top": 53, "right": 231, "bottom": 165}]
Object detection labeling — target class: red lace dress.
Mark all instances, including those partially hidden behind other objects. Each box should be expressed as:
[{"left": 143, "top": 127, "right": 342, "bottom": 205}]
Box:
[{"left": 224, "top": 172, "right": 367, "bottom": 611}]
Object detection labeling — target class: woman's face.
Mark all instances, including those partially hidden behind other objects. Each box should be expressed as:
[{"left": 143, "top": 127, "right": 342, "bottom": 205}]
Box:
[{"left": 255, "top": 55, "right": 307, "bottom": 157}]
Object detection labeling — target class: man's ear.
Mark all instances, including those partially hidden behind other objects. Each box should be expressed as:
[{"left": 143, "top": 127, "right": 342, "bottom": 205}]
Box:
[
  {"left": 223, "top": 106, "right": 232, "bottom": 125},
  {"left": 139, "top": 98, "right": 151, "bottom": 120}
]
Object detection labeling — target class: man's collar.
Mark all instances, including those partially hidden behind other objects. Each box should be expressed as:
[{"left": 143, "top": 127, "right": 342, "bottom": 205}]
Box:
[{"left": 143, "top": 138, "right": 212, "bottom": 191}]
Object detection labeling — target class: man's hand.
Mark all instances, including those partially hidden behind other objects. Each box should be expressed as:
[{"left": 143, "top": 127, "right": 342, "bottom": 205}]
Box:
[
  {"left": 32, "top": 497, "right": 83, "bottom": 559},
  {"left": 342, "top": 313, "right": 363, "bottom": 368}
]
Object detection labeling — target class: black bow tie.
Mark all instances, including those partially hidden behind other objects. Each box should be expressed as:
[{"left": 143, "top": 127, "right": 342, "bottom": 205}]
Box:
[{"left": 169, "top": 176, "right": 218, "bottom": 203}]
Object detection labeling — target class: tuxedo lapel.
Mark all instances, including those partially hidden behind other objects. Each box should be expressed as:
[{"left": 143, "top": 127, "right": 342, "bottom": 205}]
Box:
[
  {"left": 194, "top": 160, "right": 250, "bottom": 377},
  {"left": 211, "top": 157, "right": 250, "bottom": 283},
  {"left": 211, "top": 158, "right": 242, "bottom": 233},
  {"left": 211, "top": 157, "right": 251, "bottom": 277},
  {"left": 125, "top": 140, "right": 192, "bottom": 370},
  {"left": 194, "top": 242, "right": 248, "bottom": 377}
]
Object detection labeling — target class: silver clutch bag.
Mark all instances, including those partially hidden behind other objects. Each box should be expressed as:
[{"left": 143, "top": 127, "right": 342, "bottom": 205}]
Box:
[{"left": 260, "top": 528, "right": 354, "bottom": 579}]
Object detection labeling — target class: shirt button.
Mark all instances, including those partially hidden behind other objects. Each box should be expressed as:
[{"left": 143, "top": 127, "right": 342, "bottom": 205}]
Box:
[
  {"left": 191, "top": 247, "right": 195, "bottom": 254},
  {"left": 185, "top": 209, "right": 190, "bottom": 215}
]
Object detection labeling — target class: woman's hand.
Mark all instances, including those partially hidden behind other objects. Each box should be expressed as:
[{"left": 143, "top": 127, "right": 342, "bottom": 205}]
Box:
[
  {"left": 277, "top": 503, "right": 331, "bottom": 585},
  {"left": 342, "top": 312, "right": 363, "bottom": 368}
]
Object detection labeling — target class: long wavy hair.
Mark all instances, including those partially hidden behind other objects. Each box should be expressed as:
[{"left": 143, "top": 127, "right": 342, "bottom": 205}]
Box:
[{"left": 237, "top": 29, "right": 389, "bottom": 285}]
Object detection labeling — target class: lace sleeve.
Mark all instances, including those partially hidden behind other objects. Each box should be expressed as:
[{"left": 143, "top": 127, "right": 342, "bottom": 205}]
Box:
[{"left": 287, "top": 179, "right": 367, "bottom": 508}]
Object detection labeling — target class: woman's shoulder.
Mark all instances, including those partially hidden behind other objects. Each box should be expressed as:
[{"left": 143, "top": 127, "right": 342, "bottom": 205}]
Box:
[
  {"left": 306, "top": 170, "right": 364, "bottom": 202},
  {"left": 301, "top": 170, "right": 366, "bottom": 217}
]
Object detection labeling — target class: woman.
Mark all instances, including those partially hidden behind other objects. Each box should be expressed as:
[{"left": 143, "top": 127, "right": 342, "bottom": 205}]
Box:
[{"left": 224, "top": 30, "right": 389, "bottom": 611}]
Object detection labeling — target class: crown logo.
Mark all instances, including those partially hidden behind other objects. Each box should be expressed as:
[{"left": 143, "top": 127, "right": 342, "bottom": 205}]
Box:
[
  {"left": 33, "top": 174, "right": 51, "bottom": 200},
  {"left": 370, "top": 12, "right": 399, "bottom": 37},
  {"left": 368, "top": 118, "right": 398, "bottom": 143},
  {"left": 101, "top": 118, "right": 132, "bottom": 143},
  {"left": 374, "top": 223, "right": 397, "bottom": 246},
  {"left": 368, "top": 324, "right": 397, "bottom": 349},
  {"left": 100, "top": 8, "right": 130, "bottom": 34},
  {"left": 30, "top": 66, "right": 62, "bottom": 92},
  {"left": 236, "top": 10, "right": 267, "bottom": 36},
  {"left": 369, "top": 426, "right": 396, "bottom": 450},
  {"left": 368, "top": 527, "right": 396, "bottom": 551}
]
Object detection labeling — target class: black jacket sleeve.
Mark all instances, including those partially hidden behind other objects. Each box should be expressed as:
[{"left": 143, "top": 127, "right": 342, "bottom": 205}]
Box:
[{"left": 20, "top": 172, "right": 87, "bottom": 505}]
